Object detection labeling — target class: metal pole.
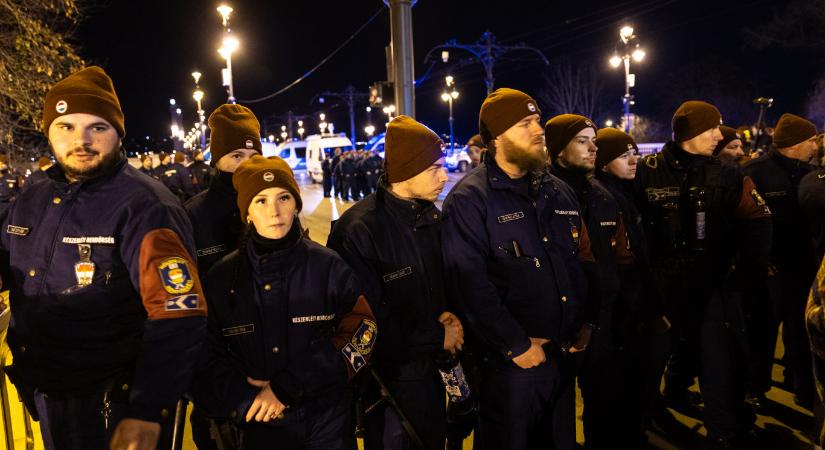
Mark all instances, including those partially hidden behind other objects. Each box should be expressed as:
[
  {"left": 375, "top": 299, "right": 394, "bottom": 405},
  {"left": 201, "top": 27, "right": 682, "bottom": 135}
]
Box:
[
  {"left": 448, "top": 98, "right": 454, "bottom": 151},
  {"left": 1, "top": 366, "right": 15, "bottom": 450},
  {"left": 484, "top": 32, "right": 495, "bottom": 95},
  {"left": 623, "top": 57, "right": 631, "bottom": 133},
  {"left": 226, "top": 54, "right": 236, "bottom": 104},
  {"left": 347, "top": 87, "right": 357, "bottom": 143},
  {"left": 386, "top": 0, "right": 416, "bottom": 117}
]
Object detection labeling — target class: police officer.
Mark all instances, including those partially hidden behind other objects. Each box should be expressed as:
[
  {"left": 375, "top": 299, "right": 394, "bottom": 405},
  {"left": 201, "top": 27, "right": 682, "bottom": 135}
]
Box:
[
  {"left": 328, "top": 116, "right": 462, "bottom": 449},
  {"left": 594, "top": 127, "right": 670, "bottom": 445},
  {"left": 160, "top": 152, "right": 197, "bottom": 202},
  {"left": 441, "top": 88, "right": 595, "bottom": 450},
  {"left": 0, "top": 154, "right": 20, "bottom": 203},
  {"left": 154, "top": 152, "right": 171, "bottom": 179},
  {"left": 546, "top": 114, "right": 639, "bottom": 448},
  {"left": 193, "top": 155, "right": 375, "bottom": 449},
  {"left": 714, "top": 126, "right": 746, "bottom": 166},
  {"left": 138, "top": 154, "right": 155, "bottom": 178},
  {"left": 355, "top": 149, "right": 367, "bottom": 199},
  {"left": 331, "top": 148, "right": 344, "bottom": 200},
  {"left": 339, "top": 151, "right": 357, "bottom": 201},
  {"left": 185, "top": 105, "right": 261, "bottom": 278},
  {"left": 321, "top": 151, "right": 333, "bottom": 197},
  {"left": 743, "top": 113, "right": 819, "bottom": 409},
  {"left": 184, "top": 104, "right": 262, "bottom": 449},
  {"left": 0, "top": 65, "right": 207, "bottom": 450},
  {"left": 800, "top": 134, "right": 825, "bottom": 262},
  {"left": 26, "top": 156, "right": 53, "bottom": 186},
  {"left": 363, "top": 150, "right": 383, "bottom": 194},
  {"left": 635, "top": 100, "right": 772, "bottom": 448},
  {"left": 466, "top": 134, "right": 484, "bottom": 169},
  {"left": 189, "top": 150, "right": 213, "bottom": 193}
]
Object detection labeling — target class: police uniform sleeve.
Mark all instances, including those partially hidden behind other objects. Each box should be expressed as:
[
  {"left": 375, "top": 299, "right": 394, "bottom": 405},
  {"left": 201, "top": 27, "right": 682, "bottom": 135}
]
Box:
[
  {"left": 118, "top": 200, "right": 207, "bottom": 423},
  {"left": 441, "top": 191, "right": 531, "bottom": 360},
  {"left": 269, "top": 258, "right": 375, "bottom": 407},
  {"left": 734, "top": 174, "right": 772, "bottom": 276}
]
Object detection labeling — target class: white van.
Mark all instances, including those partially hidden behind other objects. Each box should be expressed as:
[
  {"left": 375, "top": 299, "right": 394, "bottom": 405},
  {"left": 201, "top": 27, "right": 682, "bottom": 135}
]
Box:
[
  {"left": 305, "top": 133, "right": 354, "bottom": 183},
  {"left": 262, "top": 139, "right": 307, "bottom": 171}
]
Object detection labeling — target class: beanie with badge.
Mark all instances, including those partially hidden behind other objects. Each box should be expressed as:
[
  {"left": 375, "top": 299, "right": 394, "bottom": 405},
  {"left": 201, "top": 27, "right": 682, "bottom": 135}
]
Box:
[
  {"left": 595, "top": 128, "right": 638, "bottom": 170},
  {"left": 478, "top": 88, "right": 541, "bottom": 145},
  {"left": 672, "top": 101, "right": 722, "bottom": 142},
  {"left": 773, "top": 113, "right": 817, "bottom": 149},
  {"left": 233, "top": 155, "right": 302, "bottom": 214},
  {"left": 208, "top": 104, "right": 262, "bottom": 168},
  {"left": 384, "top": 115, "right": 444, "bottom": 183},
  {"left": 42, "top": 66, "right": 125, "bottom": 137},
  {"left": 545, "top": 114, "right": 598, "bottom": 160}
]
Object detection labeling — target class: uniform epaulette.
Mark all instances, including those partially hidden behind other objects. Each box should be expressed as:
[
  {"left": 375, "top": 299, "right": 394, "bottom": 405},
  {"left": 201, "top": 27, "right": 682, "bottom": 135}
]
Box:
[{"left": 643, "top": 153, "right": 661, "bottom": 169}]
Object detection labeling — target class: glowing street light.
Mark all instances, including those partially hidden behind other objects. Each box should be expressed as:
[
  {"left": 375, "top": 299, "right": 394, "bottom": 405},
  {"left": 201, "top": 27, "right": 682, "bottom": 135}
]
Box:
[
  {"left": 442, "top": 75, "right": 459, "bottom": 150},
  {"left": 217, "top": 5, "right": 238, "bottom": 104},
  {"left": 217, "top": 4, "right": 233, "bottom": 27},
  {"left": 609, "top": 25, "right": 645, "bottom": 132},
  {"left": 365, "top": 125, "right": 376, "bottom": 137}
]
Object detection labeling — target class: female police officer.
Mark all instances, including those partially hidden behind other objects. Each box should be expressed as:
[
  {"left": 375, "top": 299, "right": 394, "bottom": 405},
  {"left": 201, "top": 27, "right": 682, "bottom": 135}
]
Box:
[{"left": 193, "top": 155, "right": 376, "bottom": 449}]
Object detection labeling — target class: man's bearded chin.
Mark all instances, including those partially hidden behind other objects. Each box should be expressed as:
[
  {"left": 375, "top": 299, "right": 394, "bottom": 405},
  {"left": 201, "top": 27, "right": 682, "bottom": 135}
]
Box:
[
  {"left": 54, "top": 144, "right": 124, "bottom": 182},
  {"left": 503, "top": 137, "right": 546, "bottom": 172}
]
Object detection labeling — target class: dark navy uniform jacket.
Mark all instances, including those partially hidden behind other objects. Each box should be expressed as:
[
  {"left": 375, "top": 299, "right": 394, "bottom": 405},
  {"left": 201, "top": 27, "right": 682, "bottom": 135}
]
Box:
[
  {"left": 800, "top": 169, "right": 825, "bottom": 261},
  {"left": 327, "top": 180, "right": 446, "bottom": 372},
  {"left": 189, "top": 160, "right": 213, "bottom": 193},
  {"left": 441, "top": 156, "right": 594, "bottom": 361},
  {"left": 0, "top": 170, "right": 20, "bottom": 202},
  {"left": 635, "top": 142, "right": 772, "bottom": 286},
  {"left": 0, "top": 157, "right": 207, "bottom": 422},
  {"left": 743, "top": 150, "right": 817, "bottom": 273},
  {"left": 160, "top": 162, "right": 197, "bottom": 201},
  {"left": 194, "top": 224, "right": 375, "bottom": 423},
  {"left": 26, "top": 169, "right": 49, "bottom": 187},
  {"left": 185, "top": 171, "right": 244, "bottom": 274}
]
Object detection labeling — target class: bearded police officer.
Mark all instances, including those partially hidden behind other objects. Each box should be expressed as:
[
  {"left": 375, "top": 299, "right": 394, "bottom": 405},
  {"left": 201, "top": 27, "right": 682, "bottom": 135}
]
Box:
[
  {"left": 441, "top": 89, "right": 595, "bottom": 450},
  {"left": 635, "top": 101, "right": 772, "bottom": 448},
  {"left": 743, "top": 113, "right": 819, "bottom": 409},
  {"left": 0, "top": 66, "right": 207, "bottom": 450},
  {"left": 328, "top": 116, "right": 462, "bottom": 449}
]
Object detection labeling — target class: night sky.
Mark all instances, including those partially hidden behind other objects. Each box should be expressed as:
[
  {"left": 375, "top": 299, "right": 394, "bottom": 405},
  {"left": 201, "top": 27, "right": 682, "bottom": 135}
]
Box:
[{"left": 73, "top": 0, "right": 813, "bottom": 150}]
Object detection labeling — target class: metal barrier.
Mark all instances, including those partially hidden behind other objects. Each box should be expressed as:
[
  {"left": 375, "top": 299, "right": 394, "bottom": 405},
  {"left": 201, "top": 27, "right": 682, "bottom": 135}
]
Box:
[{"left": 0, "top": 295, "right": 35, "bottom": 450}]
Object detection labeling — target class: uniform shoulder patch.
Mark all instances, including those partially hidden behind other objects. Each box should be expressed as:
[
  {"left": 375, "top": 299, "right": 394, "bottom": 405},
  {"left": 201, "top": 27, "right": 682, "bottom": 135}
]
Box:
[
  {"left": 351, "top": 319, "right": 377, "bottom": 355},
  {"left": 341, "top": 343, "right": 366, "bottom": 373},
  {"left": 158, "top": 257, "right": 195, "bottom": 294},
  {"left": 165, "top": 294, "right": 199, "bottom": 311}
]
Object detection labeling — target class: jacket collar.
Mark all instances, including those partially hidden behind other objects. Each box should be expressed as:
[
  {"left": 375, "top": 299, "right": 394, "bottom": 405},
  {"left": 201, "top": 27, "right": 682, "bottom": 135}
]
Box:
[
  {"left": 246, "top": 221, "right": 307, "bottom": 275},
  {"left": 662, "top": 141, "right": 710, "bottom": 171},
  {"left": 46, "top": 154, "right": 127, "bottom": 188},
  {"left": 375, "top": 178, "right": 441, "bottom": 228},
  {"left": 770, "top": 149, "right": 813, "bottom": 174}
]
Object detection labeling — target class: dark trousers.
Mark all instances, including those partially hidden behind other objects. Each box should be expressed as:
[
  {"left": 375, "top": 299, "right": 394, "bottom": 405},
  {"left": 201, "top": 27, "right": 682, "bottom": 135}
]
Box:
[
  {"left": 240, "top": 393, "right": 354, "bottom": 450},
  {"left": 665, "top": 289, "right": 752, "bottom": 439},
  {"left": 366, "top": 175, "right": 379, "bottom": 195},
  {"left": 743, "top": 275, "right": 780, "bottom": 396},
  {"left": 334, "top": 175, "right": 344, "bottom": 199},
  {"left": 322, "top": 172, "right": 332, "bottom": 197},
  {"left": 342, "top": 175, "right": 355, "bottom": 201},
  {"left": 476, "top": 359, "right": 575, "bottom": 450},
  {"left": 33, "top": 389, "right": 173, "bottom": 450},
  {"left": 778, "top": 269, "right": 816, "bottom": 400},
  {"left": 363, "top": 370, "right": 445, "bottom": 450},
  {"left": 578, "top": 311, "right": 647, "bottom": 449}
]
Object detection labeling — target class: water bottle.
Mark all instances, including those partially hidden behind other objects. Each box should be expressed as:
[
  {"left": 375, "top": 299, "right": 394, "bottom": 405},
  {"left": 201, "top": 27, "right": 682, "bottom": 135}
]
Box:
[{"left": 436, "top": 351, "right": 471, "bottom": 402}]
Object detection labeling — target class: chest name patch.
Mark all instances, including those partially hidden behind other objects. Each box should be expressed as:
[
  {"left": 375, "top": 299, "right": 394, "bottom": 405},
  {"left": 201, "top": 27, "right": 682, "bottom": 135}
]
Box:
[
  {"left": 645, "top": 187, "right": 680, "bottom": 202},
  {"left": 383, "top": 266, "right": 412, "bottom": 283},
  {"left": 292, "top": 314, "right": 335, "bottom": 324},
  {"left": 600, "top": 221, "right": 617, "bottom": 226},
  {"left": 158, "top": 257, "right": 194, "bottom": 294},
  {"left": 6, "top": 225, "right": 29, "bottom": 236},
  {"left": 62, "top": 236, "right": 115, "bottom": 244},
  {"left": 222, "top": 324, "right": 255, "bottom": 336},
  {"left": 497, "top": 211, "right": 525, "bottom": 223},
  {"left": 197, "top": 244, "right": 227, "bottom": 257},
  {"left": 554, "top": 209, "right": 579, "bottom": 216},
  {"left": 764, "top": 191, "right": 787, "bottom": 198}
]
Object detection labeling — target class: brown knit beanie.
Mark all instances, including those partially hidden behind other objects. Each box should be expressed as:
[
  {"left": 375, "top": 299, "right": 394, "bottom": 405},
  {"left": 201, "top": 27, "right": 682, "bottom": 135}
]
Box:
[
  {"left": 208, "top": 104, "right": 262, "bottom": 168},
  {"left": 672, "top": 101, "right": 722, "bottom": 142},
  {"left": 37, "top": 156, "right": 52, "bottom": 169},
  {"left": 43, "top": 66, "right": 125, "bottom": 137},
  {"left": 385, "top": 115, "right": 445, "bottom": 183},
  {"left": 174, "top": 152, "right": 186, "bottom": 164},
  {"left": 713, "top": 126, "right": 741, "bottom": 156},
  {"left": 479, "top": 88, "right": 541, "bottom": 145},
  {"left": 233, "top": 155, "right": 302, "bottom": 215},
  {"left": 773, "top": 113, "right": 817, "bottom": 149},
  {"left": 595, "top": 128, "right": 638, "bottom": 170},
  {"left": 545, "top": 114, "right": 598, "bottom": 160},
  {"left": 467, "top": 134, "right": 485, "bottom": 148}
]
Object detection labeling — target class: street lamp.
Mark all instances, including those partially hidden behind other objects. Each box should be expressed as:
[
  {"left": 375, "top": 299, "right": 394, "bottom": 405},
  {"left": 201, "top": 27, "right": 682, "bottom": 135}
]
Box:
[
  {"left": 609, "top": 25, "right": 645, "bottom": 133},
  {"left": 441, "top": 75, "right": 459, "bottom": 151},
  {"left": 297, "top": 120, "right": 304, "bottom": 139},
  {"left": 217, "top": 5, "right": 238, "bottom": 104},
  {"left": 365, "top": 125, "right": 375, "bottom": 137}
]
